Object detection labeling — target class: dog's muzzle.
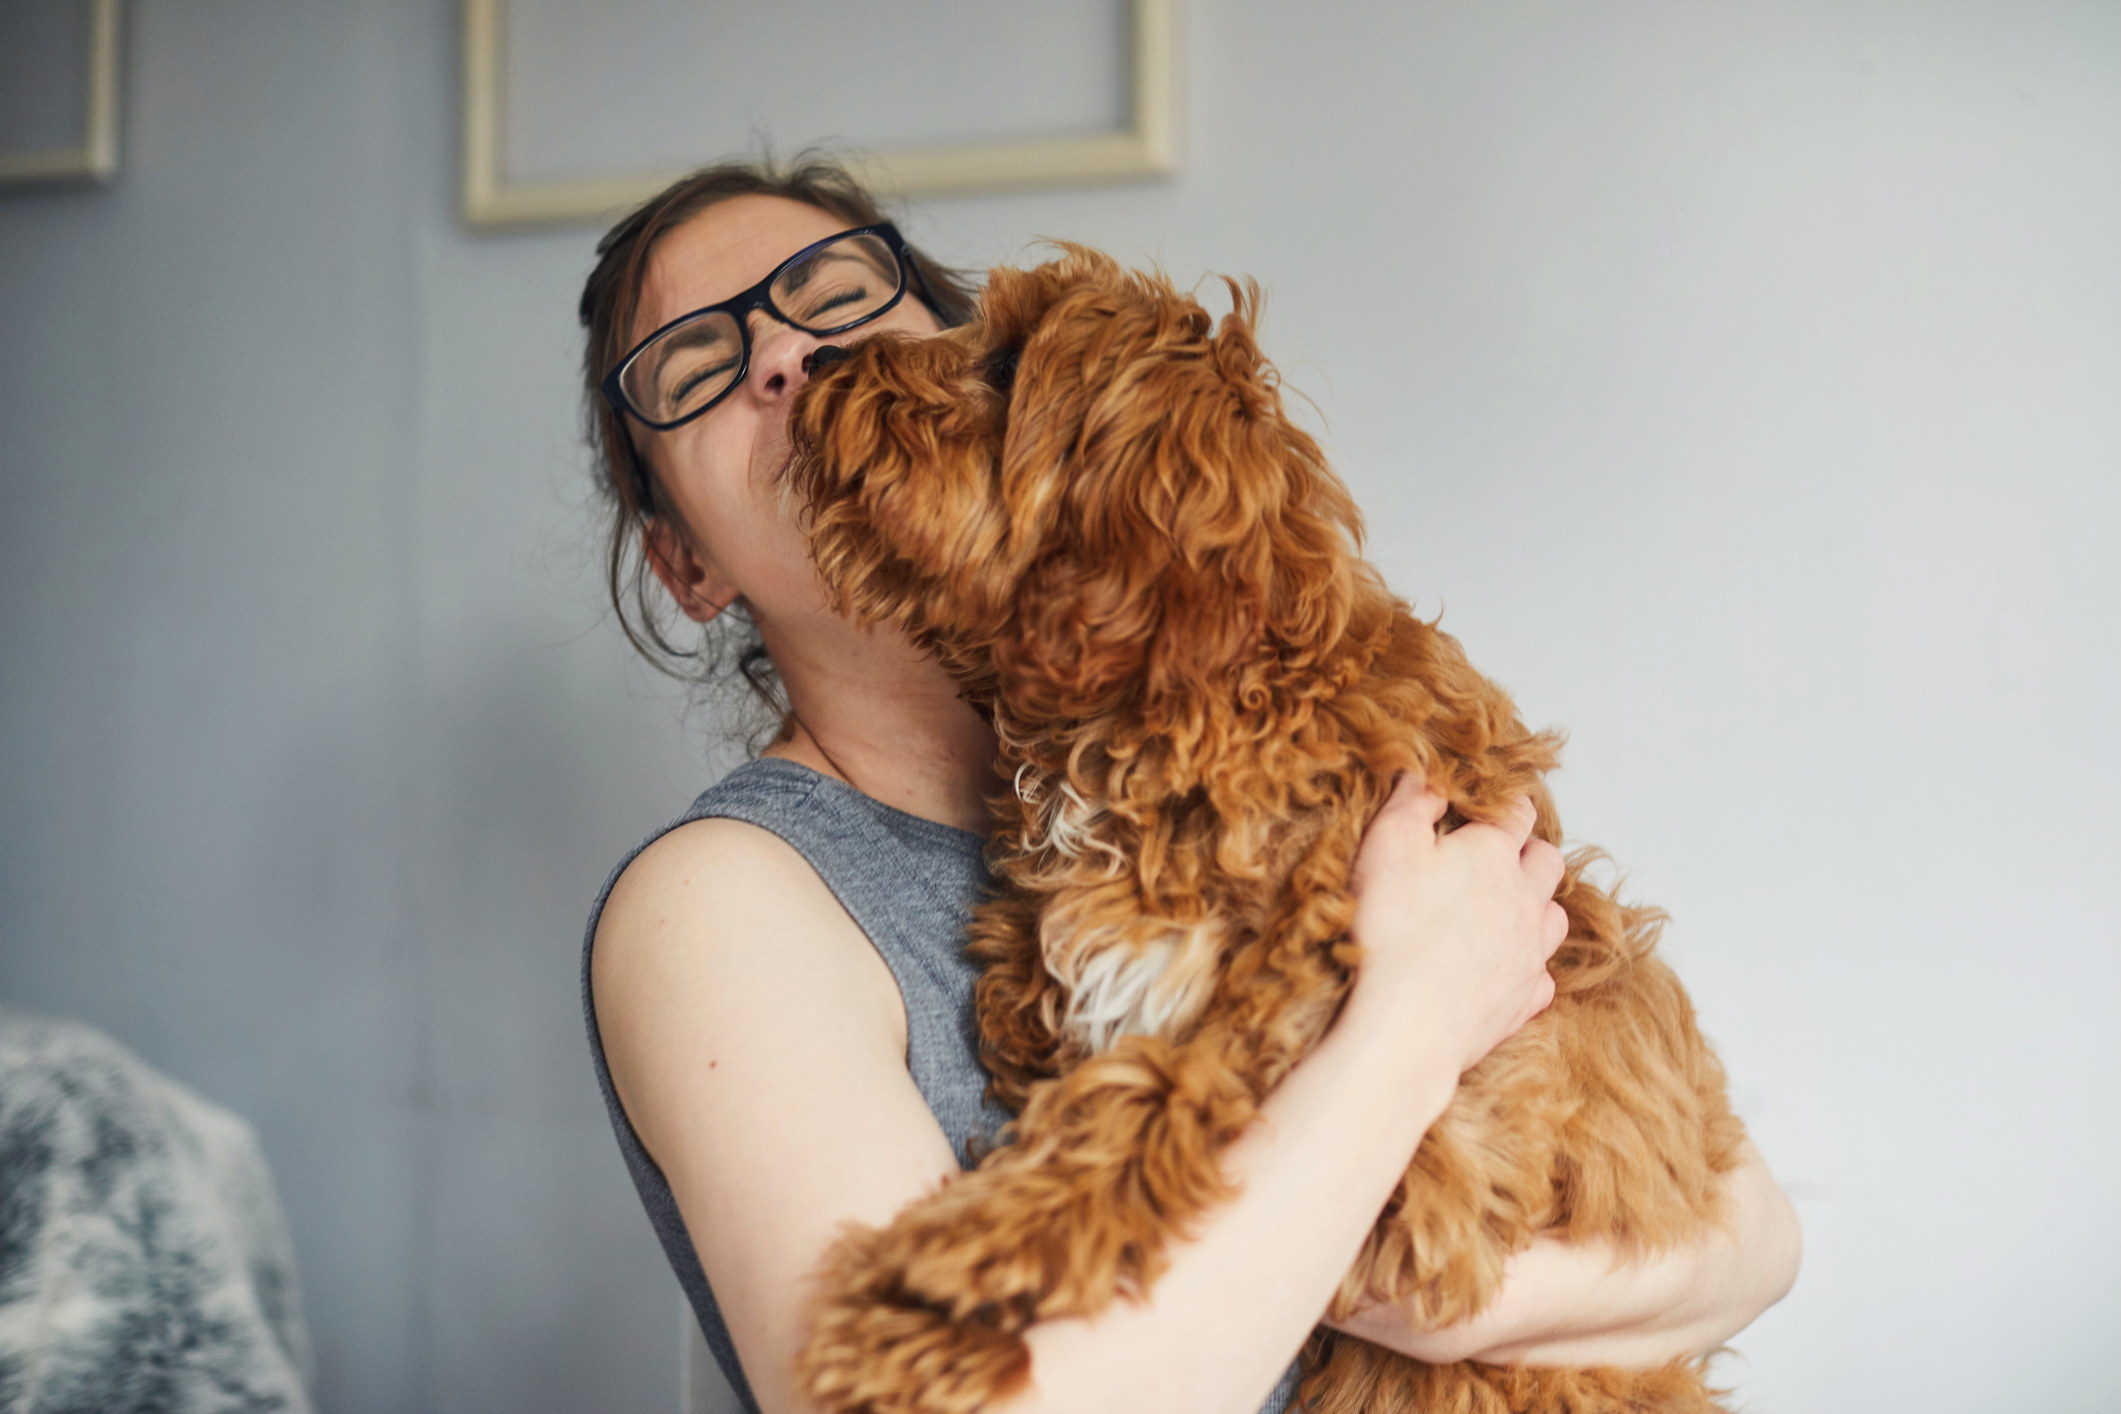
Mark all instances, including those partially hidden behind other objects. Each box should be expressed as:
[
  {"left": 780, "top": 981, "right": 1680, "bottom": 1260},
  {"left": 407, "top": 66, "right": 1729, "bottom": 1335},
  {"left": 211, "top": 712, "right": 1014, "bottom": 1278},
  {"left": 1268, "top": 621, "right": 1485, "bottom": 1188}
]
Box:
[{"left": 805, "top": 344, "right": 853, "bottom": 373}]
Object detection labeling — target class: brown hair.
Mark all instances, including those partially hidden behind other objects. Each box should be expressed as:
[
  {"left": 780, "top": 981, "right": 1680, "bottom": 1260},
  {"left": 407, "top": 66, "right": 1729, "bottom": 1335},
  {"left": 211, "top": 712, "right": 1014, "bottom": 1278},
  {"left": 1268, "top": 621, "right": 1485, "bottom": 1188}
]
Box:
[{"left": 577, "top": 152, "right": 980, "bottom": 729}]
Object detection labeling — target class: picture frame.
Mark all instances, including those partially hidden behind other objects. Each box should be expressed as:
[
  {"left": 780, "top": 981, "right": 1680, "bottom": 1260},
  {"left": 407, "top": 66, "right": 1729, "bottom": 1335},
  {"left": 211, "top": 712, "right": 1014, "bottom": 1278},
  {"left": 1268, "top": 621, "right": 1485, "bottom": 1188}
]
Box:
[
  {"left": 458, "top": 0, "right": 1178, "bottom": 229},
  {"left": 0, "top": 0, "right": 121, "bottom": 187}
]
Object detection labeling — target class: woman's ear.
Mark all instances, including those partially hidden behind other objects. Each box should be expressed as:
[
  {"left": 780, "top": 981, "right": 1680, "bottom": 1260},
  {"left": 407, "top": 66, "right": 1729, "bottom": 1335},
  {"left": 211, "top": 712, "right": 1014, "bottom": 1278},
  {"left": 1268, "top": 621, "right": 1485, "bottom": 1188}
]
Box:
[{"left": 642, "top": 521, "right": 738, "bottom": 623}]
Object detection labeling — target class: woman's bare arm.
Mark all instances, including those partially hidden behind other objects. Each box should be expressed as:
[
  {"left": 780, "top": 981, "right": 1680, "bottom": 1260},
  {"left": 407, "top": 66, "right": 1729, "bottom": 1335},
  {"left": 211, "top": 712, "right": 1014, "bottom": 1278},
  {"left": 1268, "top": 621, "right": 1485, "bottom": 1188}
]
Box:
[
  {"left": 595, "top": 816, "right": 971, "bottom": 1414},
  {"left": 595, "top": 780, "right": 1566, "bottom": 1414},
  {"left": 1328, "top": 1141, "right": 1801, "bottom": 1367}
]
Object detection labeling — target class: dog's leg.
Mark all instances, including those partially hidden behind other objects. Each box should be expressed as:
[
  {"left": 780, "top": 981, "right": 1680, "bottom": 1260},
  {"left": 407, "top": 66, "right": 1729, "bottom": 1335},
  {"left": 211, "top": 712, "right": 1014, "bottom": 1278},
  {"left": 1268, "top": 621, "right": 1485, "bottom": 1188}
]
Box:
[
  {"left": 966, "top": 890, "right": 1069, "bottom": 1113},
  {"left": 800, "top": 1023, "right": 1275, "bottom": 1414}
]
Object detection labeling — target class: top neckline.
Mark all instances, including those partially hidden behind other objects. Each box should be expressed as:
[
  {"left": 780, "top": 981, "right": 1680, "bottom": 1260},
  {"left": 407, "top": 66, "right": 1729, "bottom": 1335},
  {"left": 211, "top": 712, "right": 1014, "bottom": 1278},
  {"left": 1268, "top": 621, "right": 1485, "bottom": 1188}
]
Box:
[{"left": 742, "top": 755, "right": 991, "bottom": 853}]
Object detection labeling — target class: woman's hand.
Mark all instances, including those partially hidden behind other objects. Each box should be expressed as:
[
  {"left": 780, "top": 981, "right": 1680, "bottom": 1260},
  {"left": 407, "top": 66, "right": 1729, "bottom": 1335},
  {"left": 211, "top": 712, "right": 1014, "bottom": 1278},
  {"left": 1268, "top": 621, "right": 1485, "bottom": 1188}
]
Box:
[
  {"left": 1332, "top": 1141, "right": 1802, "bottom": 1367},
  {"left": 1344, "top": 776, "right": 1570, "bottom": 1074}
]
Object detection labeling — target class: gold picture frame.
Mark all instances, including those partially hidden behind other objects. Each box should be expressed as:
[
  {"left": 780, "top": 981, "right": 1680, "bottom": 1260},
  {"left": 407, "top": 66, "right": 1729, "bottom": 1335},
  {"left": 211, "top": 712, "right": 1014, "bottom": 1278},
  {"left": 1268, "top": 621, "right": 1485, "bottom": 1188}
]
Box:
[
  {"left": 459, "top": 0, "right": 1178, "bottom": 228},
  {"left": 0, "top": 0, "right": 120, "bottom": 186}
]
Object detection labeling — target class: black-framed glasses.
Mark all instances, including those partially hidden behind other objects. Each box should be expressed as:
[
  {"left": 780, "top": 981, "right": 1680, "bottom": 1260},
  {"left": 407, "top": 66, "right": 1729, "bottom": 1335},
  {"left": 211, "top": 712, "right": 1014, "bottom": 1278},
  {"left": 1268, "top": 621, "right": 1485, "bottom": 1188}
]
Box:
[{"left": 602, "top": 222, "right": 931, "bottom": 433}]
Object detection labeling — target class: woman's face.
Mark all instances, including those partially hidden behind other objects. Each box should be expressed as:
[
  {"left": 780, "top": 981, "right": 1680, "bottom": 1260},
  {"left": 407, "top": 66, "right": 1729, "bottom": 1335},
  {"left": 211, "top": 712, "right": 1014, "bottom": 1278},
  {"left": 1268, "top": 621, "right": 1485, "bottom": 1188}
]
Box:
[{"left": 631, "top": 194, "right": 944, "bottom": 627}]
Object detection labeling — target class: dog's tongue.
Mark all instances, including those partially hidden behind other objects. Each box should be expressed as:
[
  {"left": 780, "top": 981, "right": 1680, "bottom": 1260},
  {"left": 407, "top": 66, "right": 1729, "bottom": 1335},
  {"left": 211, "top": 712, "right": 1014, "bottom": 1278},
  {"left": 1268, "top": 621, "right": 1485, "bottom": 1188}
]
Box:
[{"left": 805, "top": 345, "right": 853, "bottom": 373}]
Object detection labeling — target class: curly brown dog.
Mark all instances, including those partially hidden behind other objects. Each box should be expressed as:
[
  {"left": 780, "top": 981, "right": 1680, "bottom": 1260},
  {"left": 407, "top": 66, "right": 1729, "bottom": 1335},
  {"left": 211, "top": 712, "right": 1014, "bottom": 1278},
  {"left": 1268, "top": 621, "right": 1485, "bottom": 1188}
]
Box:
[{"left": 784, "top": 246, "right": 1749, "bottom": 1414}]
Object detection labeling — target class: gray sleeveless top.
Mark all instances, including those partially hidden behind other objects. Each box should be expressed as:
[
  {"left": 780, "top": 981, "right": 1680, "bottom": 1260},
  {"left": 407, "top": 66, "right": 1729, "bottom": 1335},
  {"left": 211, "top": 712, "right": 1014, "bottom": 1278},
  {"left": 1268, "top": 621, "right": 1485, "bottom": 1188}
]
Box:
[{"left": 582, "top": 756, "right": 1301, "bottom": 1414}]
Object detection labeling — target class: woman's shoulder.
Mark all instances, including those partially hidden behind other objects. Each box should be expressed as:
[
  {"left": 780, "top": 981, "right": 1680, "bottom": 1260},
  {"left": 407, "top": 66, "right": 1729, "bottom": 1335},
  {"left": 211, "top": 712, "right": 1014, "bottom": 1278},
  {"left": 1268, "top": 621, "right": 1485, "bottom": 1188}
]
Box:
[
  {"left": 591, "top": 755, "right": 833, "bottom": 951},
  {"left": 598, "top": 806, "right": 842, "bottom": 965},
  {"left": 595, "top": 804, "right": 900, "bottom": 1023},
  {"left": 593, "top": 804, "right": 911, "bottom": 1137},
  {"left": 599, "top": 753, "right": 987, "bottom": 960}
]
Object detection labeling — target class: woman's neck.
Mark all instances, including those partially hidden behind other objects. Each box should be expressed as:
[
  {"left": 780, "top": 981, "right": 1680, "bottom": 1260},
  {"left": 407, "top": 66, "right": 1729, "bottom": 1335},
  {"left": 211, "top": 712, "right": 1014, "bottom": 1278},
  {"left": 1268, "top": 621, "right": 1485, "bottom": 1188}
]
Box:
[{"left": 759, "top": 614, "right": 1000, "bottom": 835}]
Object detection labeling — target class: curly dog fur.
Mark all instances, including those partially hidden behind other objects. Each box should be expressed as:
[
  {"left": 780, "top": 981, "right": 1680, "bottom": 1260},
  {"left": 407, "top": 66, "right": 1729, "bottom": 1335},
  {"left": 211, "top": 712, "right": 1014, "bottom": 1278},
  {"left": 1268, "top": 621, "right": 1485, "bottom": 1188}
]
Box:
[{"left": 785, "top": 246, "right": 1749, "bottom": 1414}]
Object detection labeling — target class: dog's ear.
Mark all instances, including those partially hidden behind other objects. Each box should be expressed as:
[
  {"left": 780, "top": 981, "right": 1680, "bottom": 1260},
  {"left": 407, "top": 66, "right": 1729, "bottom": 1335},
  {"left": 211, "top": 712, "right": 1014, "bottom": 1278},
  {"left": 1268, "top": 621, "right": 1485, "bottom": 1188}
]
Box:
[
  {"left": 792, "top": 256, "right": 1110, "bottom": 644},
  {"left": 991, "top": 273, "right": 1368, "bottom": 719}
]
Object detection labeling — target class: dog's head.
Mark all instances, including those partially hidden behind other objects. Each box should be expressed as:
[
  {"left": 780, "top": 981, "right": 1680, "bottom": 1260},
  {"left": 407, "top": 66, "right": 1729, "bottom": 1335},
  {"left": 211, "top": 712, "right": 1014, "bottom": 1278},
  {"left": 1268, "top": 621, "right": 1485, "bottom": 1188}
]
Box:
[{"left": 789, "top": 245, "right": 1366, "bottom": 722}]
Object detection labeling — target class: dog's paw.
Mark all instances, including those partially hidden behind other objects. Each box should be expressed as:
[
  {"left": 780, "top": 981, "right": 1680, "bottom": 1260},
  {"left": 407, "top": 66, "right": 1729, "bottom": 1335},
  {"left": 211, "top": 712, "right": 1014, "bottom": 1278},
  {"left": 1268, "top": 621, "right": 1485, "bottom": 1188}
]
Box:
[{"left": 802, "top": 1296, "right": 1031, "bottom": 1414}]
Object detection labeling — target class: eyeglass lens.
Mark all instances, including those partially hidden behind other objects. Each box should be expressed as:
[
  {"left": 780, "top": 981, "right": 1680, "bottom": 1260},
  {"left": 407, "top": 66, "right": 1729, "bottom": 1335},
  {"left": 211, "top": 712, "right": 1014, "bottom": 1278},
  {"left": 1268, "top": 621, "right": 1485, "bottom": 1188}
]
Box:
[{"left": 621, "top": 231, "right": 905, "bottom": 426}]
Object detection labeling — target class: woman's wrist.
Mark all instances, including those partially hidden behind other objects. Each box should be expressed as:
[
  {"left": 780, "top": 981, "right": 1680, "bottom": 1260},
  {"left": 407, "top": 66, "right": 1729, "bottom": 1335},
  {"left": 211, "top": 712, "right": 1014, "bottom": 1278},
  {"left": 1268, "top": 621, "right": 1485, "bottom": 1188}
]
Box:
[
  {"left": 1331, "top": 1232, "right": 1712, "bottom": 1368},
  {"left": 1324, "top": 963, "right": 1465, "bottom": 1137},
  {"left": 1326, "top": 1143, "right": 1800, "bottom": 1368},
  {"left": 1337, "top": 924, "right": 1515, "bottom": 1102}
]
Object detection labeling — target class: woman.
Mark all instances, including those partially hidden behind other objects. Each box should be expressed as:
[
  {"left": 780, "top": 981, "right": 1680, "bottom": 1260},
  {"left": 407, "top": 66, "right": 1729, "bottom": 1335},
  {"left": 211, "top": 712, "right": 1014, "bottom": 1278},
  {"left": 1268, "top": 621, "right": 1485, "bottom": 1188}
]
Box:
[{"left": 581, "top": 158, "right": 1799, "bottom": 1414}]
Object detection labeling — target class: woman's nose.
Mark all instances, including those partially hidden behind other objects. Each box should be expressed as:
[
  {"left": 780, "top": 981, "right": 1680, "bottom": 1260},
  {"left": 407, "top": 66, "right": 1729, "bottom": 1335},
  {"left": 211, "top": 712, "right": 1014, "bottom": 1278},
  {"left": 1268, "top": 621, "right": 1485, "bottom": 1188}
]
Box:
[{"left": 742, "top": 310, "right": 819, "bottom": 398}]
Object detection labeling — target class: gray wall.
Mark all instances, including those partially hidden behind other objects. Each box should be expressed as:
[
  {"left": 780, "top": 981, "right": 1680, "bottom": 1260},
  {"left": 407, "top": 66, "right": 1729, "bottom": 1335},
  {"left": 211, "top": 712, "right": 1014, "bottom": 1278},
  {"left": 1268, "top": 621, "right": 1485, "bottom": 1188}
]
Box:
[{"left": 3, "top": 2, "right": 2116, "bottom": 1412}]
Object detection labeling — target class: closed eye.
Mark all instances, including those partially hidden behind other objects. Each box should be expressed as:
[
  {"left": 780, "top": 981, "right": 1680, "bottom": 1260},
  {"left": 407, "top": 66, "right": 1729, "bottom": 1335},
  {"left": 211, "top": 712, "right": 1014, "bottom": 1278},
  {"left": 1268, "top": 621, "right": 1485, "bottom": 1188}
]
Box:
[
  {"left": 669, "top": 355, "right": 740, "bottom": 404},
  {"left": 804, "top": 286, "right": 871, "bottom": 320}
]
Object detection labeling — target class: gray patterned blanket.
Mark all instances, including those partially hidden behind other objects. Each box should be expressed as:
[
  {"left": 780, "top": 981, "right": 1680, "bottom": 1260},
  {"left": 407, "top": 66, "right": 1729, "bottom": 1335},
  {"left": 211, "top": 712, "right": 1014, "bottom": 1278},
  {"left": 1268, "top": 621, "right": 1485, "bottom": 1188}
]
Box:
[{"left": 0, "top": 1007, "right": 313, "bottom": 1413}]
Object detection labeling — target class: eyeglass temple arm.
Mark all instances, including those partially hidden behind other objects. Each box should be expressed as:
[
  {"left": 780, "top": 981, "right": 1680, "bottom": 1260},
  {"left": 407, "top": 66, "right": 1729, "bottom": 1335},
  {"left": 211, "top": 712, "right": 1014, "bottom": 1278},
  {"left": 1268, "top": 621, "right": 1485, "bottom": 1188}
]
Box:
[
  {"left": 904, "top": 249, "right": 957, "bottom": 327},
  {"left": 623, "top": 430, "right": 657, "bottom": 513}
]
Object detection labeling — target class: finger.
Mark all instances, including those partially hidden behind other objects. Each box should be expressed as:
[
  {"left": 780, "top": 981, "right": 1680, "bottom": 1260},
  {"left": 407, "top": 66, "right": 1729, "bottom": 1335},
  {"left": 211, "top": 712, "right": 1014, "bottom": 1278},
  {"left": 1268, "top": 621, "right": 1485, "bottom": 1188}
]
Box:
[
  {"left": 1354, "top": 776, "right": 1446, "bottom": 884},
  {"left": 1527, "top": 971, "right": 1557, "bottom": 1024},
  {"left": 1495, "top": 793, "right": 1538, "bottom": 848},
  {"left": 1541, "top": 900, "right": 1569, "bottom": 958},
  {"left": 1521, "top": 838, "right": 1567, "bottom": 897},
  {"left": 1506, "top": 972, "right": 1557, "bottom": 1041},
  {"left": 1380, "top": 772, "right": 1450, "bottom": 831}
]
